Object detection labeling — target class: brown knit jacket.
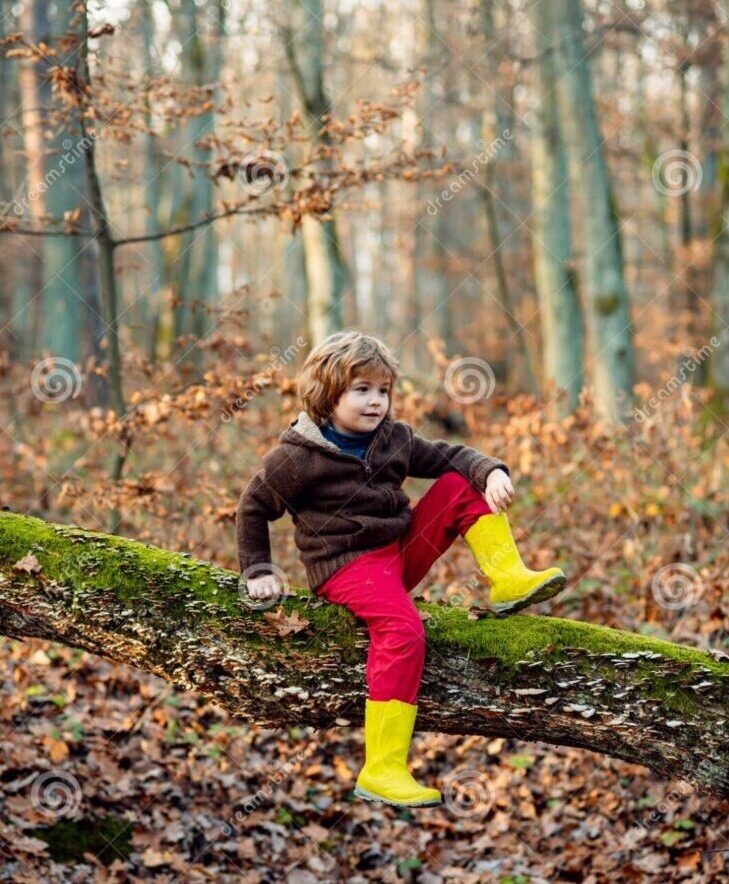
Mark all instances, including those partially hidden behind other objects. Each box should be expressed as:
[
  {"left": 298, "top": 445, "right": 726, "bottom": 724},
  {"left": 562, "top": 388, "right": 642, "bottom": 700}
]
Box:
[{"left": 236, "top": 410, "right": 510, "bottom": 591}]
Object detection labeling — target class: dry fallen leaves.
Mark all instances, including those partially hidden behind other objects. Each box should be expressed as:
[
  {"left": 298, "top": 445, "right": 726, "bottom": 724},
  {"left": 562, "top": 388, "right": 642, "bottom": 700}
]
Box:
[
  {"left": 12, "top": 553, "right": 42, "bottom": 574},
  {"left": 262, "top": 606, "right": 310, "bottom": 636}
]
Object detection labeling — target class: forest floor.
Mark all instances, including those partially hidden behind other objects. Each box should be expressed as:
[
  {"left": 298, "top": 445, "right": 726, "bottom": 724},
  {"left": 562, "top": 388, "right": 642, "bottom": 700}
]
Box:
[{"left": 2, "top": 382, "right": 729, "bottom": 882}]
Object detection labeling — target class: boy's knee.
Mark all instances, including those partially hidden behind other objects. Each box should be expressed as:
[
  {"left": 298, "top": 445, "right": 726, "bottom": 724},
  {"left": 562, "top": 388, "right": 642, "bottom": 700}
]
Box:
[
  {"left": 437, "top": 471, "right": 470, "bottom": 491},
  {"left": 394, "top": 610, "right": 426, "bottom": 650}
]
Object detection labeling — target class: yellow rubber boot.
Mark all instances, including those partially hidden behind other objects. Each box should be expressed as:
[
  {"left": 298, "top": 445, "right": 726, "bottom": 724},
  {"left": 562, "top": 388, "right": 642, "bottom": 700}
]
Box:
[
  {"left": 463, "top": 512, "right": 566, "bottom": 615},
  {"left": 353, "top": 699, "right": 442, "bottom": 807}
]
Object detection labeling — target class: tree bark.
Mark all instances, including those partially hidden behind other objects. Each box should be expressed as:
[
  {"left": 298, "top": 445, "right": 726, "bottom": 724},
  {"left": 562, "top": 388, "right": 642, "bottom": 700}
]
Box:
[
  {"left": 42, "top": 0, "right": 84, "bottom": 364},
  {"left": 1, "top": 511, "right": 728, "bottom": 800},
  {"left": 73, "top": 3, "right": 129, "bottom": 535},
  {"left": 530, "top": 0, "right": 584, "bottom": 416},
  {"left": 283, "top": 0, "right": 348, "bottom": 345},
  {"left": 708, "top": 0, "right": 729, "bottom": 401},
  {"left": 173, "top": 0, "right": 224, "bottom": 368},
  {"left": 12, "top": 0, "right": 46, "bottom": 362},
  {"left": 550, "top": 0, "right": 636, "bottom": 423},
  {"left": 141, "top": 0, "right": 165, "bottom": 364},
  {"left": 479, "top": 0, "right": 538, "bottom": 396},
  {"left": 75, "top": 3, "right": 124, "bottom": 419}
]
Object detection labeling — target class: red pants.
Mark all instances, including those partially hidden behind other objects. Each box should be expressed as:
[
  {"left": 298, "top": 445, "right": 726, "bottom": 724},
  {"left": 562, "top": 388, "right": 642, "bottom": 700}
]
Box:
[{"left": 315, "top": 471, "right": 492, "bottom": 704}]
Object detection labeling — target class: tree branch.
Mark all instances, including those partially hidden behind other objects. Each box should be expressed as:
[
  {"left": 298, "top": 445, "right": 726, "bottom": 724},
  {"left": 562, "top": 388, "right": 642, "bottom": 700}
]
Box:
[{"left": 1, "top": 511, "right": 727, "bottom": 799}]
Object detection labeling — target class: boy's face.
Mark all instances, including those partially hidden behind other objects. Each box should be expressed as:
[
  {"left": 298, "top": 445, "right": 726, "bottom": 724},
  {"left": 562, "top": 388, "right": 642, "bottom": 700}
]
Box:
[{"left": 329, "top": 373, "right": 391, "bottom": 434}]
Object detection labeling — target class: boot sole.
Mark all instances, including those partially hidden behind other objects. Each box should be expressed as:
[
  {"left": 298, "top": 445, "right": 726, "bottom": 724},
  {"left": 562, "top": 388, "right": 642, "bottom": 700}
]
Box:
[
  {"left": 491, "top": 574, "right": 567, "bottom": 615},
  {"left": 353, "top": 785, "right": 442, "bottom": 807}
]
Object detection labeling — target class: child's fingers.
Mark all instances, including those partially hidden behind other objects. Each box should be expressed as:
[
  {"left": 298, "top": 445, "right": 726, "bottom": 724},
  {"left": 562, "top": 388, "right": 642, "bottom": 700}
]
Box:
[
  {"left": 485, "top": 490, "right": 501, "bottom": 513},
  {"left": 498, "top": 482, "right": 514, "bottom": 506},
  {"left": 248, "top": 577, "right": 282, "bottom": 599},
  {"left": 495, "top": 488, "right": 511, "bottom": 510}
]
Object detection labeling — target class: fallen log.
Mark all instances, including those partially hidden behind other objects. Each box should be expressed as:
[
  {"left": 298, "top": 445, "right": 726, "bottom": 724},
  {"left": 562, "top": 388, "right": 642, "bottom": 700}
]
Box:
[{"left": 0, "top": 511, "right": 727, "bottom": 799}]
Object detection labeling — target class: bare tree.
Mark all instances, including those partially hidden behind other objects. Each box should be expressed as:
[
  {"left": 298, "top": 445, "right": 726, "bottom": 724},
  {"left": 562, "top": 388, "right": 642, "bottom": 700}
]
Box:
[
  {"left": 550, "top": 0, "right": 636, "bottom": 423},
  {"left": 281, "top": 0, "right": 349, "bottom": 345},
  {"left": 530, "top": 0, "right": 584, "bottom": 415}
]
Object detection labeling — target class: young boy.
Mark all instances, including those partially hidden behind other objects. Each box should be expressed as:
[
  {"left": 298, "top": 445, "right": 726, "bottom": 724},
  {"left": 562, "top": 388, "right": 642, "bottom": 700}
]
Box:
[{"left": 236, "top": 330, "right": 566, "bottom": 807}]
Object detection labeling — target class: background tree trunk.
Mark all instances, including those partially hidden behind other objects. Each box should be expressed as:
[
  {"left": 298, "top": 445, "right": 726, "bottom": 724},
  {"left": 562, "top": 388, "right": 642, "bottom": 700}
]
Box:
[
  {"left": 141, "top": 0, "right": 165, "bottom": 364},
  {"left": 479, "top": 0, "right": 538, "bottom": 395},
  {"left": 12, "top": 0, "right": 46, "bottom": 362},
  {"left": 41, "top": 0, "right": 84, "bottom": 364},
  {"left": 284, "top": 0, "right": 348, "bottom": 345},
  {"left": 550, "top": 0, "right": 636, "bottom": 422},
  {"left": 530, "top": 0, "right": 584, "bottom": 416},
  {"left": 708, "top": 0, "right": 729, "bottom": 402},
  {"left": 173, "top": 0, "right": 223, "bottom": 369}
]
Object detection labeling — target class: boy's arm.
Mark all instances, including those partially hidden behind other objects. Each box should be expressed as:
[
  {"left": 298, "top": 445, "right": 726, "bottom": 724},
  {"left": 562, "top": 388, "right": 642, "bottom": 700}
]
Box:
[
  {"left": 407, "top": 424, "right": 510, "bottom": 492},
  {"left": 236, "top": 446, "right": 303, "bottom": 578}
]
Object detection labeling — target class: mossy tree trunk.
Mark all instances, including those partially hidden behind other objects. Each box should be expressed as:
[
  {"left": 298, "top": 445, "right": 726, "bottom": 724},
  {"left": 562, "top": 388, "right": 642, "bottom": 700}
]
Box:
[
  {"left": 42, "top": 0, "right": 85, "bottom": 365},
  {"left": 708, "top": 0, "right": 729, "bottom": 401},
  {"left": 530, "top": 0, "right": 584, "bottom": 416},
  {"left": 549, "top": 0, "right": 636, "bottom": 423},
  {"left": 1, "top": 511, "right": 728, "bottom": 799}
]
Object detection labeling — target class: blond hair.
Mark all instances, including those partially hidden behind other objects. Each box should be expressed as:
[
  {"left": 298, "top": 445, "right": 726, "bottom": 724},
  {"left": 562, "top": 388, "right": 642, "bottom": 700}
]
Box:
[{"left": 297, "top": 331, "right": 400, "bottom": 425}]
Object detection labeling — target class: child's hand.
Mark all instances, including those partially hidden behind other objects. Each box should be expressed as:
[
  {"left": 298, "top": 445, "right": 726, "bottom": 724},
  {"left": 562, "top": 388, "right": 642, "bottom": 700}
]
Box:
[
  {"left": 245, "top": 573, "right": 283, "bottom": 601},
  {"left": 484, "top": 469, "right": 514, "bottom": 514}
]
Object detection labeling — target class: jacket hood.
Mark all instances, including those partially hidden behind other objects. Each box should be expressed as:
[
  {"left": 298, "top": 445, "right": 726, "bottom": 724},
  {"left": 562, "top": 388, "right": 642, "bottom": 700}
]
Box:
[{"left": 280, "top": 409, "right": 395, "bottom": 453}]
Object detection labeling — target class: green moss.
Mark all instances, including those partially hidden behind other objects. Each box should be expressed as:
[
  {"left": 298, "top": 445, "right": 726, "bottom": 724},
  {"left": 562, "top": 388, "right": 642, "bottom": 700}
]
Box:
[
  {"left": 423, "top": 605, "right": 729, "bottom": 719},
  {"left": 301, "top": 597, "right": 358, "bottom": 638},
  {"left": 595, "top": 291, "right": 622, "bottom": 316},
  {"left": 0, "top": 511, "right": 245, "bottom": 618},
  {"left": 29, "top": 814, "right": 132, "bottom": 865},
  {"left": 641, "top": 681, "right": 698, "bottom": 718},
  {"left": 2, "top": 512, "right": 728, "bottom": 695},
  {"left": 422, "top": 604, "right": 728, "bottom": 674},
  {"left": 264, "top": 597, "right": 363, "bottom": 664},
  {"left": 0, "top": 512, "right": 367, "bottom": 662}
]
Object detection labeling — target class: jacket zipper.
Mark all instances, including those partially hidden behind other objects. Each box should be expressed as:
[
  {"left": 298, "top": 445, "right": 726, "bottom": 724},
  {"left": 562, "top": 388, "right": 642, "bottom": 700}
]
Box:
[
  {"left": 336, "top": 446, "right": 374, "bottom": 476},
  {"left": 327, "top": 431, "right": 379, "bottom": 477}
]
